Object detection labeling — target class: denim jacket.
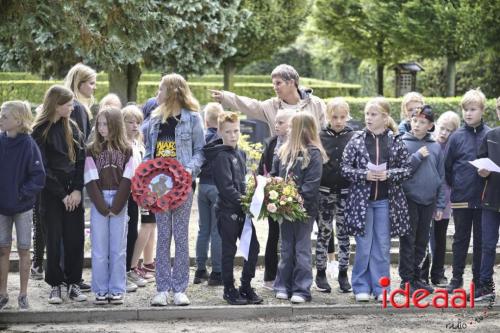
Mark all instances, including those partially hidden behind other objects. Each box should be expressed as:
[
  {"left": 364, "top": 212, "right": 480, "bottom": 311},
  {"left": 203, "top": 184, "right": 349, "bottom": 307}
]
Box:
[{"left": 143, "top": 108, "right": 205, "bottom": 177}]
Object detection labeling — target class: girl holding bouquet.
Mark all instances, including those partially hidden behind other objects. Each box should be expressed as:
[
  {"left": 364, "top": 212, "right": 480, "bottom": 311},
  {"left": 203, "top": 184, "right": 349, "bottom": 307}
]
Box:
[
  {"left": 272, "top": 112, "right": 327, "bottom": 303},
  {"left": 143, "top": 74, "right": 205, "bottom": 306}
]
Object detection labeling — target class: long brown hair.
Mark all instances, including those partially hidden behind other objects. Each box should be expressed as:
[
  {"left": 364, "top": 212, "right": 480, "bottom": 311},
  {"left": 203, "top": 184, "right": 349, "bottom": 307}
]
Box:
[
  {"left": 88, "top": 107, "right": 130, "bottom": 156},
  {"left": 278, "top": 112, "right": 328, "bottom": 170},
  {"left": 152, "top": 73, "right": 200, "bottom": 123},
  {"left": 32, "top": 85, "right": 77, "bottom": 163}
]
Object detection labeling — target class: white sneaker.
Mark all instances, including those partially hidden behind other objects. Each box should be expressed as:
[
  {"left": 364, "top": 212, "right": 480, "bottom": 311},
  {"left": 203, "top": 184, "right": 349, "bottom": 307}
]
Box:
[
  {"left": 173, "top": 292, "right": 190, "bottom": 306},
  {"left": 276, "top": 292, "right": 288, "bottom": 300},
  {"left": 290, "top": 295, "right": 306, "bottom": 304},
  {"left": 355, "top": 293, "right": 370, "bottom": 302},
  {"left": 151, "top": 291, "right": 169, "bottom": 306},
  {"left": 126, "top": 280, "right": 138, "bottom": 293},
  {"left": 127, "top": 271, "right": 147, "bottom": 287}
]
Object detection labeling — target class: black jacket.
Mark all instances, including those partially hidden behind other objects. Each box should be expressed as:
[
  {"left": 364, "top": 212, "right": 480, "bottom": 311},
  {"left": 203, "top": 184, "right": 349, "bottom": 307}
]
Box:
[
  {"left": 257, "top": 136, "right": 278, "bottom": 176},
  {"left": 205, "top": 143, "right": 247, "bottom": 213},
  {"left": 319, "top": 126, "right": 353, "bottom": 191},
  {"left": 198, "top": 130, "right": 220, "bottom": 185},
  {"left": 445, "top": 121, "right": 491, "bottom": 208},
  {"left": 70, "top": 100, "right": 91, "bottom": 141},
  {"left": 479, "top": 127, "right": 500, "bottom": 212}
]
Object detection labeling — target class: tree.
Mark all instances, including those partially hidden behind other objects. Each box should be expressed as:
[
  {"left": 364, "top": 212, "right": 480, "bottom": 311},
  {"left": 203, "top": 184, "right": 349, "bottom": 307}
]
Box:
[
  {"left": 314, "top": 0, "right": 405, "bottom": 95},
  {"left": 0, "top": 0, "right": 245, "bottom": 103},
  {"left": 221, "top": 0, "right": 310, "bottom": 90},
  {"left": 396, "top": 0, "right": 484, "bottom": 96}
]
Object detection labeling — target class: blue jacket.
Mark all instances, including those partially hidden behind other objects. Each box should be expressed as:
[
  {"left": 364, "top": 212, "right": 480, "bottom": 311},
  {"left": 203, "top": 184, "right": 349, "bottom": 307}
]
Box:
[
  {"left": 445, "top": 121, "right": 491, "bottom": 208},
  {"left": 0, "top": 133, "right": 46, "bottom": 215},
  {"left": 198, "top": 128, "right": 220, "bottom": 185},
  {"left": 142, "top": 97, "right": 158, "bottom": 121},
  {"left": 402, "top": 132, "right": 446, "bottom": 209},
  {"left": 143, "top": 109, "right": 205, "bottom": 177}
]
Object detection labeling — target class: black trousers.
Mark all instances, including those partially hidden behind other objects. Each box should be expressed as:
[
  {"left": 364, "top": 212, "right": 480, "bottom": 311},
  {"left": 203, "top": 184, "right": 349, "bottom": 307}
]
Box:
[
  {"left": 41, "top": 189, "right": 84, "bottom": 287},
  {"left": 32, "top": 197, "right": 45, "bottom": 268},
  {"left": 399, "top": 198, "right": 435, "bottom": 282},
  {"left": 217, "top": 210, "right": 259, "bottom": 289},
  {"left": 264, "top": 217, "right": 279, "bottom": 282},
  {"left": 126, "top": 198, "right": 139, "bottom": 271},
  {"left": 451, "top": 208, "right": 482, "bottom": 281},
  {"left": 421, "top": 218, "right": 449, "bottom": 281}
]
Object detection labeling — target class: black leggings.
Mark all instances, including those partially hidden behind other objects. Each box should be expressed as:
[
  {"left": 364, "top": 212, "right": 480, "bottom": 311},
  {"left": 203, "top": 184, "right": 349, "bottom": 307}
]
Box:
[
  {"left": 126, "top": 199, "right": 139, "bottom": 271},
  {"left": 32, "top": 198, "right": 45, "bottom": 268}
]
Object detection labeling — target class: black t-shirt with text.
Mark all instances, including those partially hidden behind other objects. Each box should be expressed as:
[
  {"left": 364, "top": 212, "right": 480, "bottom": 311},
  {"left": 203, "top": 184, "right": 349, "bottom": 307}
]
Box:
[{"left": 154, "top": 117, "right": 178, "bottom": 158}]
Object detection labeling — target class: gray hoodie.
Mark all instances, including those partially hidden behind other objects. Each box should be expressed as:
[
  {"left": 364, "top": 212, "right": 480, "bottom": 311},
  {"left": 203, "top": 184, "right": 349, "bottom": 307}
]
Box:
[{"left": 402, "top": 132, "right": 446, "bottom": 209}]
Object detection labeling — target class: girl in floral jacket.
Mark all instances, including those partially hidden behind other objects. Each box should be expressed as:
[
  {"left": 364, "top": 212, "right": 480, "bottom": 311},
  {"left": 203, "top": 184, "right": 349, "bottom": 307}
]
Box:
[{"left": 341, "top": 97, "right": 411, "bottom": 302}]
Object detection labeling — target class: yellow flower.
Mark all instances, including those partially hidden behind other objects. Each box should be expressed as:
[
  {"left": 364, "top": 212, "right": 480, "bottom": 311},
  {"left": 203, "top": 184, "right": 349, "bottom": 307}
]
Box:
[
  {"left": 269, "top": 190, "right": 279, "bottom": 200},
  {"left": 279, "top": 200, "right": 286, "bottom": 205}
]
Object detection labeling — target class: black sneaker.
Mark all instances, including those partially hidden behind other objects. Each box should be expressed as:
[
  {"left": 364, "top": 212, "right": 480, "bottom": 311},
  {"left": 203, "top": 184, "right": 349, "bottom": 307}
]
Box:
[
  {"left": 239, "top": 286, "right": 263, "bottom": 304},
  {"left": 446, "top": 277, "right": 463, "bottom": 292},
  {"left": 193, "top": 269, "right": 209, "bottom": 284},
  {"left": 223, "top": 287, "right": 247, "bottom": 305},
  {"left": 338, "top": 270, "right": 352, "bottom": 293},
  {"left": 474, "top": 281, "right": 495, "bottom": 302},
  {"left": 431, "top": 276, "right": 448, "bottom": 288},
  {"left": 207, "top": 271, "right": 223, "bottom": 286},
  {"left": 414, "top": 279, "right": 434, "bottom": 293},
  {"left": 48, "top": 285, "right": 62, "bottom": 304},
  {"left": 400, "top": 280, "right": 417, "bottom": 294},
  {"left": 78, "top": 280, "right": 91, "bottom": 293},
  {"left": 315, "top": 270, "right": 331, "bottom": 293},
  {"left": 68, "top": 284, "right": 87, "bottom": 302}
]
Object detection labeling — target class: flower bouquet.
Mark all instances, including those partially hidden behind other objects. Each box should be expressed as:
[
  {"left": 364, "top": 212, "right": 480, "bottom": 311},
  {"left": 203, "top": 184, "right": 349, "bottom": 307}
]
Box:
[{"left": 241, "top": 174, "right": 308, "bottom": 224}]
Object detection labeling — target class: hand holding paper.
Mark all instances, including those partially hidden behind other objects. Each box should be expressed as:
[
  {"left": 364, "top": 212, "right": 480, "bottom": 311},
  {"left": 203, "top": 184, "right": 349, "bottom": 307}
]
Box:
[{"left": 469, "top": 158, "right": 500, "bottom": 173}]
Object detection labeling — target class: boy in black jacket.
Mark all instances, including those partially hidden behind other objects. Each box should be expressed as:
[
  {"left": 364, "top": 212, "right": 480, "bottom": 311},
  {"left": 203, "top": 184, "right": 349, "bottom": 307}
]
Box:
[
  {"left": 317, "top": 98, "right": 354, "bottom": 293},
  {"left": 474, "top": 97, "right": 500, "bottom": 302},
  {"left": 205, "top": 112, "right": 262, "bottom": 305}
]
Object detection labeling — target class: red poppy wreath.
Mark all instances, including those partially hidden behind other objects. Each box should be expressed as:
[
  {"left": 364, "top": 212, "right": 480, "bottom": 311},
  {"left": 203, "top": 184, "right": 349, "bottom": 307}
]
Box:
[{"left": 131, "top": 157, "right": 192, "bottom": 213}]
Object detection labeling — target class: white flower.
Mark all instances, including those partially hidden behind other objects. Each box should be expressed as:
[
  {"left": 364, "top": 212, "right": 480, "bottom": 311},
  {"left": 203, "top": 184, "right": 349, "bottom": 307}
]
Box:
[
  {"left": 269, "top": 190, "right": 279, "bottom": 200},
  {"left": 267, "top": 203, "right": 278, "bottom": 213}
]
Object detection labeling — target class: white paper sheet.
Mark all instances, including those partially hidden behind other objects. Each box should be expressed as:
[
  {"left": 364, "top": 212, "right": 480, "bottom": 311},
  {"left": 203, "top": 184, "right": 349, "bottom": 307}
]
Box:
[
  {"left": 239, "top": 215, "right": 253, "bottom": 260},
  {"left": 367, "top": 162, "right": 387, "bottom": 172},
  {"left": 249, "top": 175, "right": 267, "bottom": 218},
  {"left": 469, "top": 158, "right": 500, "bottom": 173}
]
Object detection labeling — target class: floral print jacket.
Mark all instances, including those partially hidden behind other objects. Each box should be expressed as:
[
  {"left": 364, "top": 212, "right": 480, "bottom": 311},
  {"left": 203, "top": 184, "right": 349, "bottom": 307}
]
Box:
[{"left": 341, "top": 129, "right": 411, "bottom": 237}]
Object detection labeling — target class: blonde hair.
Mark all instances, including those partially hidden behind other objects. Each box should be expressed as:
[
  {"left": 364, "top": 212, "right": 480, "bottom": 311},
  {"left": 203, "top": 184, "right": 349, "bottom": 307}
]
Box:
[
  {"left": 366, "top": 97, "right": 398, "bottom": 134},
  {"left": 217, "top": 111, "right": 239, "bottom": 130},
  {"left": 121, "top": 104, "right": 144, "bottom": 142},
  {"left": 203, "top": 102, "right": 224, "bottom": 127},
  {"left": 436, "top": 111, "right": 461, "bottom": 132},
  {"left": 400, "top": 92, "right": 424, "bottom": 120},
  {"left": 326, "top": 97, "right": 351, "bottom": 120},
  {"left": 99, "top": 93, "right": 122, "bottom": 111},
  {"left": 88, "top": 107, "right": 130, "bottom": 156},
  {"left": 64, "top": 63, "right": 96, "bottom": 119},
  {"left": 152, "top": 73, "right": 200, "bottom": 123},
  {"left": 461, "top": 88, "right": 486, "bottom": 110},
  {"left": 1, "top": 100, "right": 33, "bottom": 134},
  {"left": 275, "top": 108, "right": 296, "bottom": 121},
  {"left": 278, "top": 112, "right": 328, "bottom": 170},
  {"left": 33, "top": 85, "right": 77, "bottom": 162}
]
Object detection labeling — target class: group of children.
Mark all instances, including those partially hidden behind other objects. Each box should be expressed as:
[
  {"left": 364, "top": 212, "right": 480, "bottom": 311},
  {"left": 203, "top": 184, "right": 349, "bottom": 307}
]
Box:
[{"left": 1, "top": 63, "right": 500, "bottom": 310}]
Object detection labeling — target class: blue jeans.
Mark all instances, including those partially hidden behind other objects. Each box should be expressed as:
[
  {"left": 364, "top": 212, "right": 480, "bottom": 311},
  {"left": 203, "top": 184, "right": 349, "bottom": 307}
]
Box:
[
  {"left": 90, "top": 190, "right": 128, "bottom": 294},
  {"left": 195, "top": 183, "right": 221, "bottom": 272},
  {"left": 352, "top": 199, "right": 390, "bottom": 297},
  {"left": 479, "top": 209, "right": 500, "bottom": 283}
]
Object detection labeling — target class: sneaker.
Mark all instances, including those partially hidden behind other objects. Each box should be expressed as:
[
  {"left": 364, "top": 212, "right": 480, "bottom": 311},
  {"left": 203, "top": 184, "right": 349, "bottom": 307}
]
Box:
[
  {"left": 414, "top": 279, "right": 434, "bottom": 293},
  {"left": 239, "top": 287, "right": 263, "bottom": 304},
  {"left": 263, "top": 280, "right": 274, "bottom": 291},
  {"left": 276, "top": 291, "right": 289, "bottom": 300},
  {"left": 126, "top": 280, "right": 138, "bottom": 293},
  {"left": 374, "top": 294, "right": 384, "bottom": 303},
  {"left": 68, "top": 284, "right": 87, "bottom": 302},
  {"left": 338, "top": 270, "right": 352, "bottom": 293},
  {"left": 142, "top": 261, "right": 156, "bottom": 273},
  {"left": 0, "top": 294, "right": 9, "bottom": 310},
  {"left": 127, "top": 270, "right": 147, "bottom": 287},
  {"left": 109, "top": 293, "right": 124, "bottom": 304},
  {"left": 78, "top": 280, "right": 91, "bottom": 293},
  {"left": 474, "top": 281, "right": 496, "bottom": 302},
  {"left": 207, "top": 271, "right": 223, "bottom": 286},
  {"left": 446, "top": 277, "right": 463, "bottom": 293},
  {"left": 193, "top": 269, "right": 209, "bottom": 284},
  {"left": 173, "top": 292, "right": 190, "bottom": 306},
  {"left": 315, "top": 270, "right": 331, "bottom": 293},
  {"left": 431, "top": 276, "right": 448, "bottom": 288},
  {"left": 290, "top": 294, "right": 308, "bottom": 304},
  {"left": 151, "top": 291, "right": 169, "bottom": 306},
  {"left": 134, "top": 266, "right": 155, "bottom": 283},
  {"left": 223, "top": 287, "right": 247, "bottom": 305},
  {"left": 30, "top": 264, "right": 44, "bottom": 280},
  {"left": 400, "top": 280, "right": 417, "bottom": 294},
  {"left": 355, "top": 293, "right": 370, "bottom": 302},
  {"left": 94, "top": 293, "right": 108, "bottom": 305},
  {"left": 48, "top": 285, "right": 63, "bottom": 304},
  {"left": 17, "top": 294, "right": 29, "bottom": 310}
]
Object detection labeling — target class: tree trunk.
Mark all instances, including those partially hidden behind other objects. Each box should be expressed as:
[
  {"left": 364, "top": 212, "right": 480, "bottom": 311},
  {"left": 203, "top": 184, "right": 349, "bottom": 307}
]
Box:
[
  {"left": 109, "top": 63, "right": 142, "bottom": 104},
  {"left": 127, "top": 63, "right": 141, "bottom": 103},
  {"left": 376, "top": 61, "right": 384, "bottom": 96},
  {"left": 445, "top": 57, "right": 456, "bottom": 97},
  {"left": 223, "top": 61, "right": 236, "bottom": 91}
]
